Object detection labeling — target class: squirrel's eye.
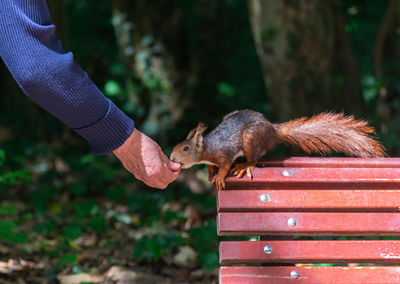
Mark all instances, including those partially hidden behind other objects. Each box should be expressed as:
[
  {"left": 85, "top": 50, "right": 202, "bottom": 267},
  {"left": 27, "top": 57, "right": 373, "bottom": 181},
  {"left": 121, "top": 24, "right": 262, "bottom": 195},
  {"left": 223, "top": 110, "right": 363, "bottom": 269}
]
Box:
[{"left": 183, "top": 146, "right": 189, "bottom": 151}]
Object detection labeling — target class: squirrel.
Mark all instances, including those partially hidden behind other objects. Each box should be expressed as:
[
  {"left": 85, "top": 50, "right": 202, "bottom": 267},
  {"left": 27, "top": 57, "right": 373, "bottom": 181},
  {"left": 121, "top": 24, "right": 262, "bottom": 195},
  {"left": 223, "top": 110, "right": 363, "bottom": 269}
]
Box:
[{"left": 170, "top": 110, "right": 386, "bottom": 190}]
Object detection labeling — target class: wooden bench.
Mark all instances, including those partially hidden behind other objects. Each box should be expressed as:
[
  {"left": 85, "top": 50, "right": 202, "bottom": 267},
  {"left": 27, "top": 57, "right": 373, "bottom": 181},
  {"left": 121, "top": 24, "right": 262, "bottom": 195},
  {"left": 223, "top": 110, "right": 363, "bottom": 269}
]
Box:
[{"left": 217, "top": 157, "right": 400, "bottom": 284}]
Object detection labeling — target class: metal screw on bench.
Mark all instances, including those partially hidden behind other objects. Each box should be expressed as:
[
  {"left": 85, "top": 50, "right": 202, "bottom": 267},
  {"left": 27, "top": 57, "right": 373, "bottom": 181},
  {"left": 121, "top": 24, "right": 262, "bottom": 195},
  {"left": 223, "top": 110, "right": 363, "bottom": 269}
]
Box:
[
  {"left": 263, "top": 245, "right": 273, "bottom": 254},
  {"left": 260, "top": 194, "right": 270, "bottom": 202},
  {"left": 287, "top": 217, "right": 296, "bottom": 227},
  {"left": 290, "top": 270, "right": 299, "bottom": 279},
  {"left": 282, "top": 169, "right": 292, "bottom": 176}
]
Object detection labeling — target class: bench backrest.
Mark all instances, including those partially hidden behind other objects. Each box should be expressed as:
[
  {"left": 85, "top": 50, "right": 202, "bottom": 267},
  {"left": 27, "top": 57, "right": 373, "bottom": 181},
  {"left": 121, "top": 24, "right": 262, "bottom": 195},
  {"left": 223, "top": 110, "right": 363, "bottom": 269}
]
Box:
[{"left": 217, "top": 157, "right": 400, "bottom": 284}]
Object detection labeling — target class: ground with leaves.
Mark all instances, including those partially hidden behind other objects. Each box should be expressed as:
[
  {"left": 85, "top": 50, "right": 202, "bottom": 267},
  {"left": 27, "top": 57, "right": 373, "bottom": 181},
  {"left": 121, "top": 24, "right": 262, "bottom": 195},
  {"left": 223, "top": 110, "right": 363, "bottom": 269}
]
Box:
[{"left": 0, "top": 146, "right": 221, "bottom": 283}]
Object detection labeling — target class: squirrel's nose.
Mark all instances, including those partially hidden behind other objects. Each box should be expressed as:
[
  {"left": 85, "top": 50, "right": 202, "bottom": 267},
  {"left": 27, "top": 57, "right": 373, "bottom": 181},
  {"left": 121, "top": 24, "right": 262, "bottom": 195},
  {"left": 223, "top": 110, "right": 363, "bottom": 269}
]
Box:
[{"left": 170, "top": 153, "right": 176, "bottom": 162}]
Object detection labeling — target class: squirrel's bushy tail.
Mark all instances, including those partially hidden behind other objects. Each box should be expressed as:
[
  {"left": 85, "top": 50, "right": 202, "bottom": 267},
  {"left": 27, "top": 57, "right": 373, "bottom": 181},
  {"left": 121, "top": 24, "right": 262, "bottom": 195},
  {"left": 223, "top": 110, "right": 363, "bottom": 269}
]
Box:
[{"left": 275, "top": 112, "right": 386, "bottom": 158}]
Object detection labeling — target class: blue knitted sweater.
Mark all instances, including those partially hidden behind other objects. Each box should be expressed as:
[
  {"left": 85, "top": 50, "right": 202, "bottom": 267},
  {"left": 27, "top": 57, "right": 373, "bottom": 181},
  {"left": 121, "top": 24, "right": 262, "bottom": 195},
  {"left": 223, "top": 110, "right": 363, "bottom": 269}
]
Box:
[{"left": 0, "top": 0, "right": 134, "bottom": 154}]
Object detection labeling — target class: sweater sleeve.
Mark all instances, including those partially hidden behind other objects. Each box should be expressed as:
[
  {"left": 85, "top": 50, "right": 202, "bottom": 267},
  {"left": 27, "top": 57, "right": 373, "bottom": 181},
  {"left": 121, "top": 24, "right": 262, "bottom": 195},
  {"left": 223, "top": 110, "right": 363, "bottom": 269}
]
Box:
[{"left": 0, "top": 0, "right": 134, "bottom": 155}]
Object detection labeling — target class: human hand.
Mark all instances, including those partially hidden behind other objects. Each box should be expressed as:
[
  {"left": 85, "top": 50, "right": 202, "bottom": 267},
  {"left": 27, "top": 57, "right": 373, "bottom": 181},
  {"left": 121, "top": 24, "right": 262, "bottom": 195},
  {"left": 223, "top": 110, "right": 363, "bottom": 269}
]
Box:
[{"left": 113, "top": 129, "right": 181, "bottom": 189}]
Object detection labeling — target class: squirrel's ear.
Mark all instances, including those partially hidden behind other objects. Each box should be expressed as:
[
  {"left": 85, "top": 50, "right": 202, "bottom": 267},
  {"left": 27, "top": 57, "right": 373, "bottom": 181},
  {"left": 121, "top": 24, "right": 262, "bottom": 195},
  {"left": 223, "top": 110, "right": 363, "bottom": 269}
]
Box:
[
  {"left": 186, "top": 122, "right": 207, "bottom": 140},
  {"left": 186, "top": 127, "right": 197, "bottom": 140},
  {"left": 195, "top": 122, "right": 207, "bottom": 135},
  {"left": 193, "top": 123, "right": 207, "bottom": 148},
  {"left": 196, "top": 134, "right": 204, "bottom": 148}
]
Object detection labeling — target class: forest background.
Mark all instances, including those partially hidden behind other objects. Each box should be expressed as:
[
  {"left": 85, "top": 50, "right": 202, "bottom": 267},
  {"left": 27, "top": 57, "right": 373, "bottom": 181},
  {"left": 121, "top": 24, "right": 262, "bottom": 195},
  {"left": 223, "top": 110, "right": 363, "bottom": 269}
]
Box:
[{"left": 1, "top": 0, "right": 399, "bottom": 283}]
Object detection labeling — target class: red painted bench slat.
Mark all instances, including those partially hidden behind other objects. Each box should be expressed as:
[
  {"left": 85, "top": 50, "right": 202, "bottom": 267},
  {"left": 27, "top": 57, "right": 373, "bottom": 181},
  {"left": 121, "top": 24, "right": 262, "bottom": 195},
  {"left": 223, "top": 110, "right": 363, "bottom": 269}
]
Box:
[
  {"left": 218, "top": 189, "right": 400, "bottom": 212},
  {"left": 256, "top": 157, "right": 400, "bottom": 168},
  {"left": 218, "top": 212, "right": 400, "bottom": 236},
  {"left": 219, "top": 266, "right": 400, "bottom": 284},
  {"left": 225, "top": 167, "right": 400, "bottom": 190},
  {"left": 219, "top": 240, "right": 400, "bottom": 264}
]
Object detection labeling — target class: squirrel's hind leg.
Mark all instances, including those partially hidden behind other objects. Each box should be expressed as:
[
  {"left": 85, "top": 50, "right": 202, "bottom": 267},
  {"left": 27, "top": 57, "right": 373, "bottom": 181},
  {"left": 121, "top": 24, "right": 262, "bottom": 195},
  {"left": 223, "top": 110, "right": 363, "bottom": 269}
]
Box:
[{"left": 232, "top": 122, "right": 271, "bottom": 179}]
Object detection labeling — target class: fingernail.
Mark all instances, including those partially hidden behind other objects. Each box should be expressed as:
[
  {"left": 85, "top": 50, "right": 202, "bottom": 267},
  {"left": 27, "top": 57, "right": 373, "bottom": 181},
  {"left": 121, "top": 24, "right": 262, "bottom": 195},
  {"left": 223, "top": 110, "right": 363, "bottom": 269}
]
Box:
[{"left": 171, "top": 162, "right": 181, "bottom": 170}]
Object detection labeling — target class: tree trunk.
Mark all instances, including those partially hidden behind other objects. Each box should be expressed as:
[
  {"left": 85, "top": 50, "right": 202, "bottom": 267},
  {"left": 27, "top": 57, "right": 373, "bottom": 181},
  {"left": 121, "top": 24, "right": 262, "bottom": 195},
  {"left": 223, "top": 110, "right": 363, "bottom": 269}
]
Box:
[
  {"left": 111, "top": 0, "right": 191, "bottom": 138},
  {"left": 373, "top": 0, "right": 400, "bottom": 155},
  {"left": 330, "top": 4, "right": 363, "bottom": 116},
  {"left": 248, "top": 0, "right": 362, "bottom": 120},
  {"left": 374, "top": 0, "right": 400, "bottom": 136}
]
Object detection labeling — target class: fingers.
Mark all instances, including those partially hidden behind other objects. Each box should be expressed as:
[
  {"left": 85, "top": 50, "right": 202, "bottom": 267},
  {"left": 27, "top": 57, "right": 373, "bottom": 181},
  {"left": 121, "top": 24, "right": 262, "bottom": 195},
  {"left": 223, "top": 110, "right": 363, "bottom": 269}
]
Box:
[
  {"left": 135, "top": 165, "right": 179, "bottom": 190},
  {"left": 169, "top": 161, "right": 181, "bottom": 172},
  {"left": 148, "top": 137, "right": 181, "bottom": 187},
  {"left": 161, "top": 156, "right": 180, "bottom": 181},
  {"left": 158, "top": 149, "right": 180, "bottom": 171},
  {"left": 114, "top": 128, "right": 181, "bottom": 189},
  {"left": 140, "top": 151, "right": 180, "bottom": 189},
  {"left": 159, "top": 148, "right": 181, "bottom": 176}
]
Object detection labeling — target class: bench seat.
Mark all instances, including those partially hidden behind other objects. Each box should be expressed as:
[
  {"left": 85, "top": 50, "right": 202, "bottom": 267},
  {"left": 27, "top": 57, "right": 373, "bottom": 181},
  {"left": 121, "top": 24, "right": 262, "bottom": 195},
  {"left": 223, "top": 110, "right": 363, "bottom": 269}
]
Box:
[{"left": 217, "top": 157, "right": 400, "bottom": 284}]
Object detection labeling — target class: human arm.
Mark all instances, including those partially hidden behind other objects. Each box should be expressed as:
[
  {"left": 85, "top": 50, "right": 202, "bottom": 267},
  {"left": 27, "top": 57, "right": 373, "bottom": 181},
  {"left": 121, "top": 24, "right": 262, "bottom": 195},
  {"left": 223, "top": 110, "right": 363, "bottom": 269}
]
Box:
[
  {"left": 0, "top": 0, "right": 133, "bottom": 154},
  {"left": 0, "top": 0, "right": 180, "bottom": 188}
]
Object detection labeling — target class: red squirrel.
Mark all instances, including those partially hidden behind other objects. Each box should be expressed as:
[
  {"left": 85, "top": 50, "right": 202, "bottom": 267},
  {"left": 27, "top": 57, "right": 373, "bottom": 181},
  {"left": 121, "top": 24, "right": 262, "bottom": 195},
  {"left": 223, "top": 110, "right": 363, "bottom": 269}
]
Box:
[{"left": 170, "top": 110, "right": 386, "bottom": 190}]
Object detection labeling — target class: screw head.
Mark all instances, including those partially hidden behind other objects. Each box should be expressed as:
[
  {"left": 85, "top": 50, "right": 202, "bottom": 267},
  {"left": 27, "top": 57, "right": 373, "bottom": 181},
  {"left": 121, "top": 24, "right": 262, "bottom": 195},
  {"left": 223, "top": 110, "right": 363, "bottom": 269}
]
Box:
[
  {"left": 260, "top": 194, "right": 270, "bottom": 202},
  {"left": 287, "top": 218, "right": 297, "bottom": 227},
  {"left": 290, "top": 270, "right": 299, "bottom": 279},
  {"left": 263, "top": 245, "right": 273, "bottom": 254},
  {"left": 283, "top": 170, "right": 292, "bottom": 176}
]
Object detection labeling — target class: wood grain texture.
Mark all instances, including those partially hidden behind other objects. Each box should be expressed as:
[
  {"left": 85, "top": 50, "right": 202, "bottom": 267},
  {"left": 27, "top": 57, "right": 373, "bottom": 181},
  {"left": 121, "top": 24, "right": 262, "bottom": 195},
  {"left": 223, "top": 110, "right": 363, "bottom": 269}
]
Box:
[
  {"left": 255, "top": 157, "right": 400, "bottom": 168},
  {"left": 225, "top": 166, "right": 400, "bottom": 189},
  {"left": 219, "top": 266, "right": 400, "bottom": 284},
  {"left": 218, "top": 189, "right": 400, "bottom": 212},
  {"left": 218, "top": 212, "right": 400, "bottom": 236},
  {"left": 220, "top": 240, "right": 400, "bottom": 264}
]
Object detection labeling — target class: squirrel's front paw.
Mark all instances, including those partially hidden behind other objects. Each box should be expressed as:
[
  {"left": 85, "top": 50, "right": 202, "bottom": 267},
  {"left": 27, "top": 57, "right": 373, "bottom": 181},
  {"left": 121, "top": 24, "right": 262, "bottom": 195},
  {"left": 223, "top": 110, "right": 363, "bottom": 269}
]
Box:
[{"left": 212, "top": 175, "right": 226, "bottom": 190}]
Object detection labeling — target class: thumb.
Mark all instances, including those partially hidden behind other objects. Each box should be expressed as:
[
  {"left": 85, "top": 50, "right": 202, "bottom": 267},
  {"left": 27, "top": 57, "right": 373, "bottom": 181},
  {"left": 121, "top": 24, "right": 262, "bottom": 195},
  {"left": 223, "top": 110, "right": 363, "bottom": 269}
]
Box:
[{"left": 168, "top": 160, "right": 181, "bottom": 172}]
